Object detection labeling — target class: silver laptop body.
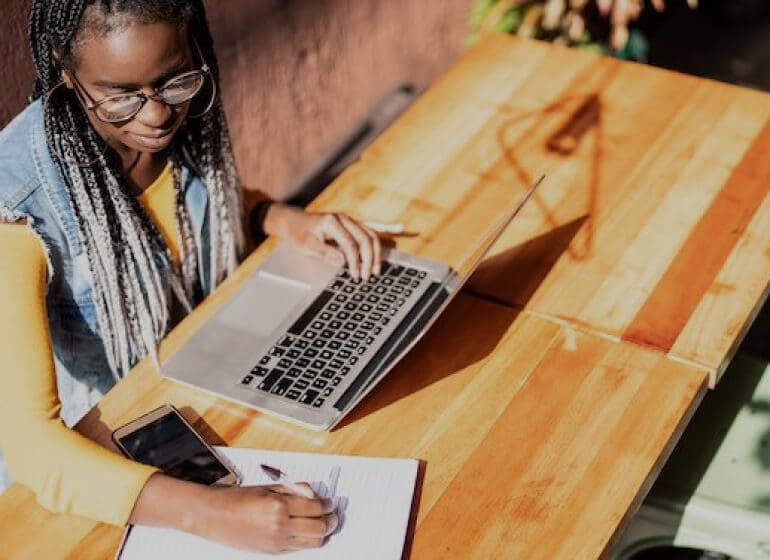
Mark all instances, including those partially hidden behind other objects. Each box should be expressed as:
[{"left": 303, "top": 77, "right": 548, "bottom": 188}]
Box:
[{"left": 163, "top": 177, "right": 543, "bottom": 430}]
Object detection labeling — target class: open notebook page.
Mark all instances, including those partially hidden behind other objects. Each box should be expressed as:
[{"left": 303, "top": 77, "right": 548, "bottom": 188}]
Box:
[{"left": 117, "top": 447, "right": 419, "bottom": 560}]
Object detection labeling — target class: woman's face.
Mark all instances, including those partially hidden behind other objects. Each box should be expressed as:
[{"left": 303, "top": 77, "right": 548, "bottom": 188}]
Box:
[{"left": 63, "top": 20, "right": 194, "bottom": 155}]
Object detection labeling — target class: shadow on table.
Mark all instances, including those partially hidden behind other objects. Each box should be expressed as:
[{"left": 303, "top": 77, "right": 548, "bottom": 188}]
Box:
[
  {"left": 466, "top": 215, "right": 588, "bottom": 307},
  {"left": 337, "top": 211, "right": 585, "bottom": 428},
  {"left": 334, "top": 293, "right": 520, "bottom": 430}
]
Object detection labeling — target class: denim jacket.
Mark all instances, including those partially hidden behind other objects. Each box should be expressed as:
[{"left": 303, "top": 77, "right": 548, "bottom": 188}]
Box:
[{"left": 0, "top": 100, "right": 214, "bottom": 487}]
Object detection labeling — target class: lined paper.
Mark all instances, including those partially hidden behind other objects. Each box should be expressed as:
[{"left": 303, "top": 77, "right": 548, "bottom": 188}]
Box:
[{"left": 117, "top": 447, "right": 419, "bottom": 560}]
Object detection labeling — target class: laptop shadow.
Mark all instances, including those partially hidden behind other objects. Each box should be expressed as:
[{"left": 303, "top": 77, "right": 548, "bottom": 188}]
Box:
[
  {"left": 335, "top": 217, "right": 585, "bottom": 429},
  {"left": 465, "top": 215, "right": 588, "bottom": 308}
]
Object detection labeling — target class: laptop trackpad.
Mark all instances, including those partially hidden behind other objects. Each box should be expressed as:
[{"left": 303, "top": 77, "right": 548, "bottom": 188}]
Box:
[{"left": 216, "top": 272, "right": 311, "bottom": 337}]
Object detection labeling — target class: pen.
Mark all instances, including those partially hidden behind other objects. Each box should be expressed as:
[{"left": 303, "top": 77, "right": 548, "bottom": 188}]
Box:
[{"left": 260, "top": 463, "right": 315, "bottom": 498}]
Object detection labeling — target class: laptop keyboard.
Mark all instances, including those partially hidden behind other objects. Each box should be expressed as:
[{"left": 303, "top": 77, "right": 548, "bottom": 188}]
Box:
[{"left": 238, "top": 261, "right": 429, "bottom": 408}]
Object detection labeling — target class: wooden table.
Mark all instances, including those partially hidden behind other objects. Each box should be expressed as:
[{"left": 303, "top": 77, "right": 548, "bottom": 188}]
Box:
[
  {"left": 8, "top": 33, "right": 770, "bottom": 558},
  {"left": 327, "top": 34, "right": 770, "bottom": 384}
]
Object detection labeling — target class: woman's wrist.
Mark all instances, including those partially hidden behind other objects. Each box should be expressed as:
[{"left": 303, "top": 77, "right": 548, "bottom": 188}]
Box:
[{"left": 129, "top": 473, "right": 213, "bottom": 534}]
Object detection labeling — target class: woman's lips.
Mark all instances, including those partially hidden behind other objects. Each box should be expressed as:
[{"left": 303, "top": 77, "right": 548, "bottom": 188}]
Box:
[{"left": 131, "top": 128, "right": 175, "bottom": 150}]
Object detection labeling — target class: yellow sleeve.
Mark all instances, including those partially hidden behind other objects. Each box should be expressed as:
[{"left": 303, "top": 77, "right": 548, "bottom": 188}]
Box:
[{"left": 0, "top": 223, "right": 158, "bottom": 526}]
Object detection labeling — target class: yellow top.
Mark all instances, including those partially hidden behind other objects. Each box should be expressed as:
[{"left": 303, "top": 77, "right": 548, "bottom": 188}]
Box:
[{"left": 0, "top": 166, "right": 178, "bottom": 526}]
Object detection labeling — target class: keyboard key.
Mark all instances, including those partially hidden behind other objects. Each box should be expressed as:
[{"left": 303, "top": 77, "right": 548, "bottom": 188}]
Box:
[
  {"left": 398, "top": 276, "right": 410, "bottom": 285},
  {"left": 336, "top": 331, "right": 350, "bottom": 340},
  {"left": 375, "top": 286, "right": 387, "bottom": 294},
  {"left": 411, "top": 280, "right": 421, "bottom": 288},
  {"left": 331, "top": 376, "right": 343, "bottom": 386},
  {"left": 357, "top": 345, "right": 367, "bottom": 354},
  {"left": 405, "top": 268, "right": 418, "bottom": 277},
  {"left": 321, "top": 329, "right": 335, "bottom": 339},
  {"left": 382, "top": 276, "right": 394, "bottom": 285},
  {"left": 362, "top": 321, "right": 375, "bottom": 330},
  {"left": 321, "top": 369, "right": 336, "bottom": 379},
  {"left": 322, "top": 387, "right": 333, "bottom": 397},
  {"left": 344, "top": 322, "right": 357, "bottom": 331},
  {"left": 404, "top": 288, "right": 413, "bottom": 297},
  {"left": 287, "top": 348, "right": 301, "bottom": 359},
  {"left": 312, "top": 359, "right": 328, "bottom": 370},
  {"left": 340, "top": 367, "right": 351, "bottom": 376},
  {"left": 343, "top": 285, "right": 355, "bottom": 294},
  {"left": 366, "top": 294, "right": 380, "bottom": 304},
  {"left": 278, "top": 335, "right": 295, "bottom": 347},
  {"left": 349, "top": 356, "right": 359, "bottom": 365},
  {"left": 336, "top": 311, "right": 350, "bottom": 320},
  {"left": 387, "top": 264, "right": 403, "bottom": 276},
  {"left": 287, "top": 367, "right": 302, "bottom": 378},
  {"left": 312, "top": 339, "right": 326, "bottom": 348},
  {"left": 364, "top": 337, "right": 374, "bottom": 345},
  {"left": 360, "top": 284, "right": 372, "bottom": 293},
  {"left": 278, "top": 358, "right": 293, "bottom": 369},
  {"left": 302, "top": 369, "right": 320, "bottom": 380},
  {"left": 335, "top": 294, "right": 346, "bottom": 303},
  {"left": 353, "top": 330, "right": 367, "bottom": 340},
  {"left": 303, "top": 348, "right": 319, "bottom": 358},
  {"left": 312, "top": 397, "right": 326, "bottom": 408},
  {"left": 330, "top": 359, "right": 345, "bottom": 369},
  {"left": 417, "top": 270, "right": 427, "bottom": 279},
  {"left": 286, "top": 389, "right": 302, "bottom": 400},
  {"left": 352, "top": 312, "right": 365, "bottom": 322},
  {"left": 329, "top": 320, "right": 342, "bottom": 330},
  {"left": 258, "top": 368, "right": 284, "bottom": 391},
  {"left": 311, "top": 321, "right": 325, "bottom": 330},
  {"left": 328, "top": 340, "right": 342, "bottom": 350},
  {"left": 352, "top": 293, "right": 364, "bottom": 302},
  {"left": 328, "top": 303, "right": 340, "bottom": 312},
  {"left": 344, "top": 302, "right": 357, "bottom": 311},
  {"left": 259, "top": 355, "right": 271, "bottom": 366},
  {"left": 359, "top": 303, "right": 373, "bottom": 313},
  {"left": 295, "top": 379, "right": 309, "bottom": 390},
  {"left": 304, "top": 329, "right": 318, "bottom": 339},
  {"left": 251, "top": 366, "right": 269, "bottom": 377},
  {"left": 338, "top": 349, "right": 352, "bottom": 359},
  {"left": 344, "top": 339, "right": 359, "bottom": 349},
  {"left": 300, "top": 390, "right": 319, "bottom": 405},
  {"left": 320, "top": 350, "right": 334, "bottom": 360},
  {"left": 296, "top": 358, "right": 310, "bottom": 368},
  {"left": 295, "top": 339, "right": 309, "bottom": 349},
  {"left": 269, "top": 346, "right": 286, "bottom": 357},
  {"left": 312, "top": 379, "right": 327, "bottom": 389},
  {"left": 329, "top": 279, "right": 344, "bottom": 291},
  {"left": 240, "top": 375, "right": 254, "bottom": 386},
  {"left": 370, "top": 312, "right": 383, "bottom": 321},
  {"left": 271, "top": 378, "right": 293, "bottom": 396}
]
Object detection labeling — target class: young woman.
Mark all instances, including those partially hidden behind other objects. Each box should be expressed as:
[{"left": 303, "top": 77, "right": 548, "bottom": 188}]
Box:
[{"left": 0, "top": 0, "right": 383, "bottom": 553}]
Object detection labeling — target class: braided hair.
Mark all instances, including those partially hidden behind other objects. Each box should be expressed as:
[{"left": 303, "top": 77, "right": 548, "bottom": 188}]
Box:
[{"left": 28, "top": 0, "right": 246, "bottom": 379}]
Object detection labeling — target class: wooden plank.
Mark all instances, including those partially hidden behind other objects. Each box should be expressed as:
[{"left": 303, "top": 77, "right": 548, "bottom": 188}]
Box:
[
  {"left": 623, "top": 117, "right": 770, "bottom": 352},
  {"left": 411, "top": 320, "right": 707, "bottom": 559},
  {"left": 0, "top": 300, "right": 707, "bottom": 559}
]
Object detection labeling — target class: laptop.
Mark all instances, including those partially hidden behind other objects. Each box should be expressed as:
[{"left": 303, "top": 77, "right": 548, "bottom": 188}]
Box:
[{"left": 163, "top": 175, "right": 544, "bottom": 430}]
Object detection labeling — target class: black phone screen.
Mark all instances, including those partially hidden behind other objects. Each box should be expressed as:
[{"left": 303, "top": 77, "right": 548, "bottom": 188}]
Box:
[{"left": 117, "top": 412, "right": 231, "bottom": 485}]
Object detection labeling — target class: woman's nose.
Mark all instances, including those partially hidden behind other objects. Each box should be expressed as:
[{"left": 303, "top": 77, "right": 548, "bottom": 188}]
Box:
[{"left": 136, "top": 95, "right": 174, "bottom": 128}]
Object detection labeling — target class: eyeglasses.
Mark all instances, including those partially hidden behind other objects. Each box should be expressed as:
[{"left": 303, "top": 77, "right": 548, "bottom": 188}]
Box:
[{"left": 68, "top": 64, "right": 211, "bottom": 124}]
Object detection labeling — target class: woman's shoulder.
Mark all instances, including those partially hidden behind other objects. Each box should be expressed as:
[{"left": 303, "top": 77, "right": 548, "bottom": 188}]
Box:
[{"left": 0, "top": 101, "right": 46, "bottom": 212}]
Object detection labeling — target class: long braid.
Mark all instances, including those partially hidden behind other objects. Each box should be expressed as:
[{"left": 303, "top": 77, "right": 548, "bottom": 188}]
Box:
[{"left": 29, "top": 0, "right": 245, "bottom": 379}]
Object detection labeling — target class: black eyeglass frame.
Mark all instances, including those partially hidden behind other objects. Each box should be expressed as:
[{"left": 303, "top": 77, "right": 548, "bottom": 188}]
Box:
[{"left": 67, "top": 64, "right": 211, "bottom": 124}]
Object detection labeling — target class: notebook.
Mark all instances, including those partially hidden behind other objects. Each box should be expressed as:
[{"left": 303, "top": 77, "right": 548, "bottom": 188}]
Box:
[{"left": 116, "top": 447, "right": 420, "bottom": 560}]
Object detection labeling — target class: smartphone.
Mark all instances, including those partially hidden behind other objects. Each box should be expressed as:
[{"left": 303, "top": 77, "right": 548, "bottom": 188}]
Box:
[{"left": 112, "top": 404, "right": 239, "bottom": 486}]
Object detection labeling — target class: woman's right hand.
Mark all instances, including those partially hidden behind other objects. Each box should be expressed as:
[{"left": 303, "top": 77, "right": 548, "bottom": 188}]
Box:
[
  {"left": 130, "top": 473, "right": 338, "bottom": 554},
  {"left": 192, "top": 484, "right": 338, "bottom": 553}
]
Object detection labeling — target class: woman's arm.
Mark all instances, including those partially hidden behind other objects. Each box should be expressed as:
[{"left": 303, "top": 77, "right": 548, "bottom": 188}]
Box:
[
  {"left": 0, "top": 223, "right": 158, "bottom": 525},
  {"left": 0, "top": 223, "right": 338, "bottom": 552}
]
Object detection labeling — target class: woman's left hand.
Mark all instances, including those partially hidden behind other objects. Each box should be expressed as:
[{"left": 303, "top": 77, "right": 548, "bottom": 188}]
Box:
[{"left": 262, "top": 203, "right": 383, "bottom": 281}]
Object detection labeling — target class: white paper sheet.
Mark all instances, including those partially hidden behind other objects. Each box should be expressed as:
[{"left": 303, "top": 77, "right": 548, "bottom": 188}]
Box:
[{"left": 117, "top": 447, "right": 419, "bottom": 560}]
